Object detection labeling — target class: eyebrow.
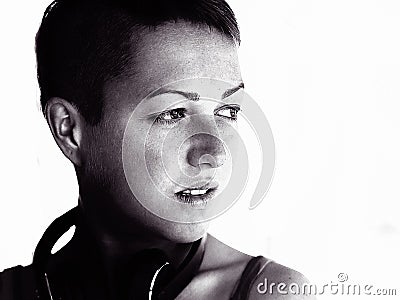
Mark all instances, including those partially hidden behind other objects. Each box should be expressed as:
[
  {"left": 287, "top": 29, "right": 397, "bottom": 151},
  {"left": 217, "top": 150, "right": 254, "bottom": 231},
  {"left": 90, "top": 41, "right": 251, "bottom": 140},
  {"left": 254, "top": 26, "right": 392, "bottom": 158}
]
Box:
[
  {"left": 221, "top": 82, "right": 245, "bottom": 99},
  {"left": 149, "top": 82, "right": 245, "bottom": 101}
]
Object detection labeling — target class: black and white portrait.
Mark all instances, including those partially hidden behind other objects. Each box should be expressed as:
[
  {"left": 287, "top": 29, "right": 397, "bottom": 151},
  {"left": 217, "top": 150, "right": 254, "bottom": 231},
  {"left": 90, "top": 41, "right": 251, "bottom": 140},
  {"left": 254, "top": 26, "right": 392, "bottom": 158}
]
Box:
[{"left": 0, "top": 1, "right": 399, "bottom": 299}]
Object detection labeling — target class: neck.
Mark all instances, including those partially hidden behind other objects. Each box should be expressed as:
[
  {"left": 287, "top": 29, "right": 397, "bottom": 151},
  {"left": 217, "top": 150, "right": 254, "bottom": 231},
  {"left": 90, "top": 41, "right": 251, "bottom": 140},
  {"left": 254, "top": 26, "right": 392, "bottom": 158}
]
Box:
[{"left": 71, "top": 202, "right": 194, "bottom": 298}]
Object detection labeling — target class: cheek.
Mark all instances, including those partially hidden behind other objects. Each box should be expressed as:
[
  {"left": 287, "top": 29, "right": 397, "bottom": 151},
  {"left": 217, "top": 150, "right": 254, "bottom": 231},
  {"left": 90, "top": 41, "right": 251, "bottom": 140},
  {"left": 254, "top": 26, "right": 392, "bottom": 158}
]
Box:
[
  {"left": 216, "top": 120, "right": 242, "bottom": 158},
  {"left": 86, "top": 129, "right": 124, "bottom": 178},
  {"left": 144, "top": 127, "right": 183, "bottom": 193}
]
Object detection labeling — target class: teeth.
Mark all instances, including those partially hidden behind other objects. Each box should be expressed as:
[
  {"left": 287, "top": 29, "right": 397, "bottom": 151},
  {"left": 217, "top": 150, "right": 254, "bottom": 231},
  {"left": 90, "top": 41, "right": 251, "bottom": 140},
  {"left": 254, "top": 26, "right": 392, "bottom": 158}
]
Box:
[{"left": 181, "top": 189, "right": 208, "bottom": 195}]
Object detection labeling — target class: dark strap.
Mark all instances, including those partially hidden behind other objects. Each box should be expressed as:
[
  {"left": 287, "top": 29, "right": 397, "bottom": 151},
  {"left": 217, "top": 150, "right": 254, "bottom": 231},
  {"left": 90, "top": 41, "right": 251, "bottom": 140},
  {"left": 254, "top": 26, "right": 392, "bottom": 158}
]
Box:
[
  {"left": 32, "top": 206, "right": 206, "bottom": 300},
  {"left": 33, "top": 206, "right": 77, "bottom": 300},
  {"left": 230, "top": 256, "right": 272, "bottom": 300},
  {"left": 157, "top": 236, "right": 206, "bottom": 300}
]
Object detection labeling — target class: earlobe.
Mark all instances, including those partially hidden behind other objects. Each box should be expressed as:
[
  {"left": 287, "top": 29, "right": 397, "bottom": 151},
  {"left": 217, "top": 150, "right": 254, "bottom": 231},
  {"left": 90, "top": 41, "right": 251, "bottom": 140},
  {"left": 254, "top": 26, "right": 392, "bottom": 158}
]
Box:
[{"left": 45, "top": 98, "right": 83, "bottom": 166}]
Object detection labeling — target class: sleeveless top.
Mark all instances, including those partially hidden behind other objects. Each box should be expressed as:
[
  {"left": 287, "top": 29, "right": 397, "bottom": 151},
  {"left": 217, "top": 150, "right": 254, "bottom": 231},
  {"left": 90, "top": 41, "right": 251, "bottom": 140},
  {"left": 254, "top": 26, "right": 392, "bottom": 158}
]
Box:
[{"left": 230, "top": 256, "right": 273, "bottom": 300}]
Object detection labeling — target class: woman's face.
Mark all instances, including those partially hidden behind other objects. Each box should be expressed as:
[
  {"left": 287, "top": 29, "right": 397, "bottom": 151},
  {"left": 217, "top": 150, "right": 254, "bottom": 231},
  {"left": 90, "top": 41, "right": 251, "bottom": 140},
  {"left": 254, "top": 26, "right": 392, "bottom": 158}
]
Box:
[{"left": 81, "top": 22, "right": 244, "bottom": 243}]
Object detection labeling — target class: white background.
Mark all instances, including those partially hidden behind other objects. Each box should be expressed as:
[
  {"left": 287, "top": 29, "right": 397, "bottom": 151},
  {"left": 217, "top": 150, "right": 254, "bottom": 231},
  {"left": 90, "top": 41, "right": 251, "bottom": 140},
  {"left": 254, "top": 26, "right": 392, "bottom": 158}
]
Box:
[{"left": 1, "top": 1, "right": 399, "bottom": 299}]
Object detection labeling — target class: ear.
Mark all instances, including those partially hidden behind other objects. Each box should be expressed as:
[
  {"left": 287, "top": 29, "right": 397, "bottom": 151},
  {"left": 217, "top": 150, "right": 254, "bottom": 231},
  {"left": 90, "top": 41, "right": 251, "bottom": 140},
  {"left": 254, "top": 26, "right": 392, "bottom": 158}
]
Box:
[{"left": 45, "top": 97, "right": 84, "bottom": 166}]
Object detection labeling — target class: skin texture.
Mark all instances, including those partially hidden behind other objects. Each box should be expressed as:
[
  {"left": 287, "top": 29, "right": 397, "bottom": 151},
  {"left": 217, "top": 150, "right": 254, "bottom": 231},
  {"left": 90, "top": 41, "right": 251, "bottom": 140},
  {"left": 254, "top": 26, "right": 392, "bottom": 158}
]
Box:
[
  {"left": 46, "top": 21, "right": 314, "bottom": 299},
  {"left": 46, "top": 20, "right": 243, "bottom": 294},
  {"left": 78, "top": 22, "right": 243, "bottom": 244}
]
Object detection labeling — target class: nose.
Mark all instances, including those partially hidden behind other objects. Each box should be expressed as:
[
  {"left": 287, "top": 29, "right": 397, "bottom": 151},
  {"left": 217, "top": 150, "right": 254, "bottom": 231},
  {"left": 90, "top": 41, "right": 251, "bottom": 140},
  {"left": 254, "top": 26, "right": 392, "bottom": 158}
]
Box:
[{"left": 186, "top": 133, "right": 226, "bottom": 169}]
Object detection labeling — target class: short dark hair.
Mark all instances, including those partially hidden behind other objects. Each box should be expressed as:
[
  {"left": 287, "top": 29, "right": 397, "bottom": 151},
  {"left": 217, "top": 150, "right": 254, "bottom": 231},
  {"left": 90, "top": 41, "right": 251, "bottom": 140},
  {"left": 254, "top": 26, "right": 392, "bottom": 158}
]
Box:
[{"left": 36, "top": 0, "right": 240, "bottom": 125}]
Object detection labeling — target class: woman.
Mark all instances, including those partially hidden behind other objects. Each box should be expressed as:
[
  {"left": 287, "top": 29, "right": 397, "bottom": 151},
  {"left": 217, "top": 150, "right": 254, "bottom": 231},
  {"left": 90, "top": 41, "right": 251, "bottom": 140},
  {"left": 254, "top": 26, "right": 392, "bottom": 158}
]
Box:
[{"left": 0, "top": 0, "right": 314, "bottom": 299}]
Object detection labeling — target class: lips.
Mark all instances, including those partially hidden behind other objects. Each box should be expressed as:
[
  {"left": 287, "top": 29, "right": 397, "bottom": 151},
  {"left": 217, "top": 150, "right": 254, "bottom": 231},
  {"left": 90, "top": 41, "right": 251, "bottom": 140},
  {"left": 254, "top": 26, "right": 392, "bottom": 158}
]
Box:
[
  {"left": 180, "top": 189, "right": 209, "bottom": 196},
  {"left": 174, "top": 182, "right": 219, "bottom": 207}
]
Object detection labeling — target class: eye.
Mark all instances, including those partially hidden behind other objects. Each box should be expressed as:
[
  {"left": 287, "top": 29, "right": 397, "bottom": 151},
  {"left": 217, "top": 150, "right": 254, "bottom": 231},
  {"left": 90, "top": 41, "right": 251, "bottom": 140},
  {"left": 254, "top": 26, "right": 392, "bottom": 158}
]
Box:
[
  {"left": 154, "top": 108, "right": 186, "bottom": 125},
  {"left": 215, "top": 105, "right": 241, "bottom": 121}
]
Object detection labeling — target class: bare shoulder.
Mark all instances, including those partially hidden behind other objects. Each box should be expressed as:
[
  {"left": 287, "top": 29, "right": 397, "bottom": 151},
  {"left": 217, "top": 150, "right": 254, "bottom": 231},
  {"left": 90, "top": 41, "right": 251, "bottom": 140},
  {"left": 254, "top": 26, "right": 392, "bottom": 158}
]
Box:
[
  {"left": 184, "top": 234, "right": 317, "bottom": 300},
  {"left": 177, "top": 234, "right": 252, "bottom": 299},
  {"left": 248, "top": 261, "right": 317, "bottom": 300},
  {"left": 200, "top": 233, "right": 253, "bottom": 271}
]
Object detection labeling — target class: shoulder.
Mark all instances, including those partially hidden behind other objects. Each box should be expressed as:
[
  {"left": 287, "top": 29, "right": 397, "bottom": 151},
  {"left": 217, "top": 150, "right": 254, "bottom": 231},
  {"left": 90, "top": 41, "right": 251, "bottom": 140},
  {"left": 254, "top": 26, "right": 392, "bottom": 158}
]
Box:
[
  {"left": 0, "top": 264, "right": 36, "bottom": 299},
  {"left": 182, "top": 234, "right": 316, "bottom": 300},
  {"left": 200, "top": 234, "right": 316, "bottom": 300},
  {"left": 180, "top": 234, "right": 252, "bottom": 299},
  {"left": 247, "top": 260, "right": 317, "bottom": 300},
  {"left": 201, "top": 234, "right": 252, "bottom": 271}
]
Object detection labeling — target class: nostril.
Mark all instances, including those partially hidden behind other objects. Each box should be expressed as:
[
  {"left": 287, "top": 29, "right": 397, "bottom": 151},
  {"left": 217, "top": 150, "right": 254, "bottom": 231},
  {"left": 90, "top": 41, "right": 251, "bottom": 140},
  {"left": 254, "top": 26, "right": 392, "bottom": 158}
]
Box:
[
  {"left": 198, "top": 154, "right": 221, "bottom": 168},
  {"left": 187, "top": 146, "right": 226, "bottom": 168}
]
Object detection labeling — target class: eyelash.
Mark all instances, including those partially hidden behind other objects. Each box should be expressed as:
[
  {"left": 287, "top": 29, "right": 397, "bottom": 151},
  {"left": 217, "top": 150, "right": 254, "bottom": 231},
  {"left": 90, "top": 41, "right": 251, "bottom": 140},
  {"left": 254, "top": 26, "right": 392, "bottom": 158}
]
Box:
[
  {"left": 154, "top": 108, "right": 186, "bottom": 125},
  {"left": 215, "top": 105, "right": 241, "bottom": 121},
  {"left": 153, "top": 106, "right": 241, "bottom": 125}
]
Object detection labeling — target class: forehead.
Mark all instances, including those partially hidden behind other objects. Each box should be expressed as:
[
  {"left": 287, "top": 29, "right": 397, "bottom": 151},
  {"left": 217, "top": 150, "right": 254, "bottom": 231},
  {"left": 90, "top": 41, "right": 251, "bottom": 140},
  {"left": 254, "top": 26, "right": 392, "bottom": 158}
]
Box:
[{"left": 104, "top": 21, "right": 242, "bottom": 106}]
